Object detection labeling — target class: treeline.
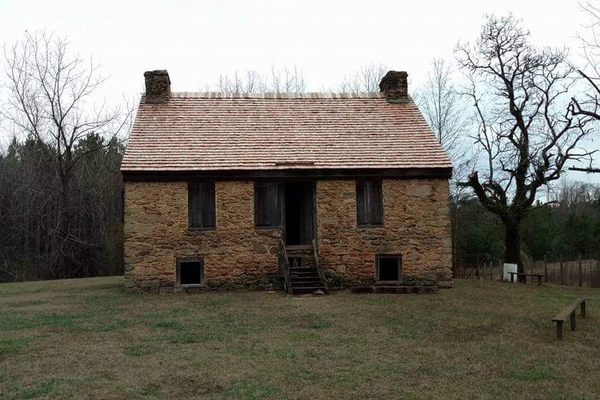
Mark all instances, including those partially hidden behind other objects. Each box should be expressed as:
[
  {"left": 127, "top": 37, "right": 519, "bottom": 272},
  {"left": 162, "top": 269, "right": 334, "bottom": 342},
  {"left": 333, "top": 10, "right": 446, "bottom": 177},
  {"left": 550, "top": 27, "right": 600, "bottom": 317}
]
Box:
[
  {"left": 0, "top": 134, "right": 124, "bottom": 281},
  {"left": 2, "top": 15, "right": 600, "bottom": 282},
  {"left": 454, "top": 181, "right": 600, "bottom": 266}
]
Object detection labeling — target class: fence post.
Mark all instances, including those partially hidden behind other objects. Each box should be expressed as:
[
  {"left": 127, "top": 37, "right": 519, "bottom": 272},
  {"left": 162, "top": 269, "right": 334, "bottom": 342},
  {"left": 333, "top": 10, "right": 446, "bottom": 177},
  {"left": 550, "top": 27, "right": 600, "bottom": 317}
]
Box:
[
  {"left": 560, "top": 255, "right": 564, "bottom": 286},
  {"left": 530, "top": 259, "right": 534, "bottom": 275},
  {"left": 500, "top": 259, "right": 502, "bottom": 280},
  {"left": 490, "top": 261, "right": 493, "bottom": 281},
  {"left": 578, "top": 254, "right": 583, "bottom": 288},
  {"left": 544, "top": 254, "right": 548, "bottom": 283},
  {"left": 568, "top": 260, "right": 572, "bottom": 286},
  {"left": 482, "top": 261, "right": 487, "bottom": 281}
]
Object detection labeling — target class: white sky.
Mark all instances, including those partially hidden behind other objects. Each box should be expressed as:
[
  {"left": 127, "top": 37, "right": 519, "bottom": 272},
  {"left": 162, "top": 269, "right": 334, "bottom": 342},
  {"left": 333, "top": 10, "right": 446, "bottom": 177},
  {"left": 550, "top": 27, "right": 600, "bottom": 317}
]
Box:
[
  {"left": 0, "top": 0, "right": 586, "bottom": 97},
  {"left": 1, "top": 0, "right": 598, "bottom": 184}
]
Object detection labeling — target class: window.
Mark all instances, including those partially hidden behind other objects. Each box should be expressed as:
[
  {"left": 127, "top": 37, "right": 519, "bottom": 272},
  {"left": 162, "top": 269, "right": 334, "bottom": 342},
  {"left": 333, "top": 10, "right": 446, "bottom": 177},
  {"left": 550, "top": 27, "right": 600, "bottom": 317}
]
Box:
[
  {"left": 177, "top": 257, "right": 204, "bottom": 285},
  {"left": 377, "top": 255, "right": 401, "bottom": 282},
  {"left": 188, "top": 182, "right": 216, "bottom": 229},
  {"left": 254, "top": 182, "right": 281, "bottom": 227},
  {"left": 356, "top": 180, "right": 383, "bottom": 226}
]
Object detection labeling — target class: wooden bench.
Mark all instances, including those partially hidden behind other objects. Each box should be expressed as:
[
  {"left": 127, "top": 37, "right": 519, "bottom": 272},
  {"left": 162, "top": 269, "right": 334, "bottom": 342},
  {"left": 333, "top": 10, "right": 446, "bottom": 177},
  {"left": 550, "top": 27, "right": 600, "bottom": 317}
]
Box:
[
  {"left": 509, "top": 272, "right": 544, "bottom": 285},
  {"left": 552, "top": 298, "right": 587, "bottom": 340}
]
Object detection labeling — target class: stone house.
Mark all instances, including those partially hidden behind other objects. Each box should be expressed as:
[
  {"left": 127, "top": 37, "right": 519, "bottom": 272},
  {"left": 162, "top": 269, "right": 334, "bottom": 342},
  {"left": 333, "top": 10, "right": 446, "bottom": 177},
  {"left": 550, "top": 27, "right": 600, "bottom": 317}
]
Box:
[{"left": 121, "top": 69, "right": 453, "bottom": 293}]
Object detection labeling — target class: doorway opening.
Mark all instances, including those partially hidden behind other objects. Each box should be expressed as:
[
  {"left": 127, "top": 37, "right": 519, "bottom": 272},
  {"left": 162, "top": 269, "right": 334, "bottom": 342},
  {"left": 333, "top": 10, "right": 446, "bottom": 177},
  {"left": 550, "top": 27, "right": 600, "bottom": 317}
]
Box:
[{"left": 284, "top": 182, "right": 315, "bottom": 246}]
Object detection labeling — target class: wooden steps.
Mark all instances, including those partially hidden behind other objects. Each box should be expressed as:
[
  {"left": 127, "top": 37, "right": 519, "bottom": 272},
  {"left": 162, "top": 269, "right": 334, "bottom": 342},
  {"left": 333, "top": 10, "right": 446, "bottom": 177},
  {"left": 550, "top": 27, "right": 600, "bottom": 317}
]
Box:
[{"left": 286, "top": 248, "right": 327, "bottom": 295}]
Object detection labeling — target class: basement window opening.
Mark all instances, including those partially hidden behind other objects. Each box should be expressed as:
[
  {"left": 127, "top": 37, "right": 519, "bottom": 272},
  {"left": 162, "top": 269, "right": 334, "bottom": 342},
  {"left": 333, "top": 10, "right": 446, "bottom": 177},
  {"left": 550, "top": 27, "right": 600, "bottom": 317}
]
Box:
[
  {"left": 177, "top": 257, "right": 204, "bottom": 286},
  {"left": 376, "top": 255, "right": 401, "bottom": 282}
]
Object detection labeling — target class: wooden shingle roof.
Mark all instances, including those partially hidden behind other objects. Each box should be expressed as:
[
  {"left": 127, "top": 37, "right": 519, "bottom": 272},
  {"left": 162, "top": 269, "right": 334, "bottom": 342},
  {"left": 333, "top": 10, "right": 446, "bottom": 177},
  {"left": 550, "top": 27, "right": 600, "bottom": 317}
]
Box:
[{"left": 121, "top": 92, "right": 452, "bottom": 176}]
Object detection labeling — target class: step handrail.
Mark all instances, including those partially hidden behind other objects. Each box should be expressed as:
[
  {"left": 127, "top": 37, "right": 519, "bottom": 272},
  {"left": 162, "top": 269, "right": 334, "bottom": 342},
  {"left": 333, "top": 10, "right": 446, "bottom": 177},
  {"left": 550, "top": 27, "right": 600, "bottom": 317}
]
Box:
[
  {"left": 312, "top": 239, "right": 329, "bottom": 292},
  {"left": 280, "top": 238, "right": 292, "bottom": 294}
]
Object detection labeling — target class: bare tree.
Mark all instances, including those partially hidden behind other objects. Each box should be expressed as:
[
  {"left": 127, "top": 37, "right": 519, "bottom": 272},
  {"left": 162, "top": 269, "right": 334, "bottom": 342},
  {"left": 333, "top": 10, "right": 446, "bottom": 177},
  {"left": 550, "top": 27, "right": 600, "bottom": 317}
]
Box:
[
  {"left": 216, "top": 66, "right": 305, "bottom": 93},
  {"left": 1, "top": 31, "right": 130, "bottom": 278},
  {"left": 571, "top": 1, "right": 600, "bottom": 121},
  {"left": 557, "top": 179, "right": 600, "bottom": 206},
  {"left": 217, "top": 70, "right": 267, "bottom": 93},
  {"left": 340, "top": 63, "right": 388, "bottom": 93},
  {"left": 413, "top": 58, "right": 473, "bottom": 269},
  {"left": 455, "top": 15, "right": 593, "bottom": 276},
  {"left": 566, "top": 2, "right": 600, "bottom": 174},
  {"left": 414, "top": 58, "right": 472, "bottom": 175},
  {"left": 269, "top": 66, "right": 306, "bottom": 93}
]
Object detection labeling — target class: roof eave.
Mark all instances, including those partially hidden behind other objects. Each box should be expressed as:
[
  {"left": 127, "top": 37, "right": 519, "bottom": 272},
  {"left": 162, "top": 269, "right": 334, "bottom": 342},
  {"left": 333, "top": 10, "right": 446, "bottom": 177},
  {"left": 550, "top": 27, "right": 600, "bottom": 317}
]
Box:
[{"left": 121, "top": 167, "right": 453, "bottom": 182}]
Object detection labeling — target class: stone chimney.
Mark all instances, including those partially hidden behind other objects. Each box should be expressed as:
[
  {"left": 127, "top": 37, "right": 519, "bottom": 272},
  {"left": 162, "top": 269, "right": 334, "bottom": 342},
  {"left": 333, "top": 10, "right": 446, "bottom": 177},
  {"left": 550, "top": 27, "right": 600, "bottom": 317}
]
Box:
[
  {"left": 144, "top": 70, "right": 171, "bottom": 103},
  {"left": 379, "top": 71, "right": 408, "bottom": 103}
]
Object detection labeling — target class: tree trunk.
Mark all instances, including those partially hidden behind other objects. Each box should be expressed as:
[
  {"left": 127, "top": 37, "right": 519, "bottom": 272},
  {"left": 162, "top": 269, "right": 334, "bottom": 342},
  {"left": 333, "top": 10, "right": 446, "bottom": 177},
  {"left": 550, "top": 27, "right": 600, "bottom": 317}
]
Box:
[
  {"left": 504, "top": 220, "right": 523, "bottom": 280},
  {"left": 55, "top": 171, "right": 73, "bottom": 279}
]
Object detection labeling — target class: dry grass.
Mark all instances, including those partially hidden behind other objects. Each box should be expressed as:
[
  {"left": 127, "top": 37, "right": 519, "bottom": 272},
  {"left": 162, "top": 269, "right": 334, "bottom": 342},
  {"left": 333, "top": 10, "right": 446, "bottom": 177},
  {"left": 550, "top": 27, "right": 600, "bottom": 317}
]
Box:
[{"left": 1, "top": 277, "right": 599, "bottom": 399}]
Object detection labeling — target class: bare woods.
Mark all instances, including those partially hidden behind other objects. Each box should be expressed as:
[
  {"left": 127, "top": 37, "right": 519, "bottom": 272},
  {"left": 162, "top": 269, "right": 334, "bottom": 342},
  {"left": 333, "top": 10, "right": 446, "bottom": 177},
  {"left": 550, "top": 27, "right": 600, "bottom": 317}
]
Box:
[
  {"left": 2, "top": 9, "right": 600, "bottom": 283},
  {"left": 0, "top": 32, "right": 130, "bottom": 281}
]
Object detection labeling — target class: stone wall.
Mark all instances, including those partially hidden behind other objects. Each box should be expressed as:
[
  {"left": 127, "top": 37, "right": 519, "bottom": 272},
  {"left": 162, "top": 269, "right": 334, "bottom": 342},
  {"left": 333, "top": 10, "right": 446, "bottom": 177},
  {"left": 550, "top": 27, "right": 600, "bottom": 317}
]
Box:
[
  {"left": 124, "top": 178, "right": 452, "bottom": 292},
  {"left": 316, "top": 179, "right": 452, "bottom": 288},
  {"left": 124, "top": 181, "right": 281, "bottom": 292}
]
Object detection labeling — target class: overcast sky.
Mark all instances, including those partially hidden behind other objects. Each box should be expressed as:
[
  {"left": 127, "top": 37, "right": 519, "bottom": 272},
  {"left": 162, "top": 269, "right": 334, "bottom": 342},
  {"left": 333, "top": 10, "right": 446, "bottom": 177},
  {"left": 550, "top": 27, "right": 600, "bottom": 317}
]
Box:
[
  {"left": 1, "top": 0, "right": 598, "bottom": 185},
  {"left": 0, "top": 0, "right": 586, "bottom": 97}
]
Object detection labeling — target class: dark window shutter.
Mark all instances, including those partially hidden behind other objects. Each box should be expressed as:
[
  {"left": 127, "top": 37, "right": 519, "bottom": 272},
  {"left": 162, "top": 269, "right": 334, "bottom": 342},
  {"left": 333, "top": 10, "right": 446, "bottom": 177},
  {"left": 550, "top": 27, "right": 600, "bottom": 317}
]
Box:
[
  {"left": 356, "top": 180, "right": 383, "bottom": 226},
  {"left": 188, "top": 182, "right": 216, "bottom": 229},
  {"left": 201, "top": 182, "right": 216, "bottom": 228},
  {"left": 255, "top": 182, "right": 280, "bottom": 227},
  {"left": 369, "top": 181, "right": 383, "bottom": 225},
  {"left": 356, "top": 181, "right": 368, "bottom": 225},
  {"left": 188, "top": 183, "right": 201, "bottom": 228}
]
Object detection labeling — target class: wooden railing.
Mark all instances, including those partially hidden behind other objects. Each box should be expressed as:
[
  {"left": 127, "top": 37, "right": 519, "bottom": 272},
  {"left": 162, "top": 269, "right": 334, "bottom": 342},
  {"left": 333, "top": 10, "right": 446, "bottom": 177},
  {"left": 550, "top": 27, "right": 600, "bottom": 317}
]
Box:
[
  {"left": 312, "top": 239, "right": 328, "bottom": 292},
  {"left": 279, "top": 238, "right": 292, "bottom": 294}
]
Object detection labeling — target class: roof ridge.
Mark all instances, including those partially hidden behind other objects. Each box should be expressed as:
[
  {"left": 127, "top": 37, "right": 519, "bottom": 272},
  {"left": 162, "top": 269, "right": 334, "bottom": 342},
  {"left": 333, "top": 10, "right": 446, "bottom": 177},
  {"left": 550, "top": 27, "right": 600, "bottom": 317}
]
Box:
[{"left": 168, "top": 92, "right": 388, "bottom": 99}]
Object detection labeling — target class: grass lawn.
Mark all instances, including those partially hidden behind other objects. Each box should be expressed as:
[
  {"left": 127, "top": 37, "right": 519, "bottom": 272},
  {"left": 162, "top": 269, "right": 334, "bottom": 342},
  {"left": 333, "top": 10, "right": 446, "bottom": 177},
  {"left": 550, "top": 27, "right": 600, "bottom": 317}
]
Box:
[{"left": 0, "top": 277, "right": 599, "bottom": 399}]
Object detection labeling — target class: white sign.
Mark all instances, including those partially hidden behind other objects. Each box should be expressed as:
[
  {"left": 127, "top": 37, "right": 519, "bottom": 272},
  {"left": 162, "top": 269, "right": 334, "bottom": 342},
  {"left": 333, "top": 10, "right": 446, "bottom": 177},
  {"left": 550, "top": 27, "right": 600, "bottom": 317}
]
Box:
[{"left": 503, "top": 263, "right": 518, "bottom": 282}]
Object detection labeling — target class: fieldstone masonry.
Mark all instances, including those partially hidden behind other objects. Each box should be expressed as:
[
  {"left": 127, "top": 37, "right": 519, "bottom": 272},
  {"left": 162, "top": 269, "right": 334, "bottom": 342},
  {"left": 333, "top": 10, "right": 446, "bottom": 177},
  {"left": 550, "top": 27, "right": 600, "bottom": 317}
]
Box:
[
  {"left": 379, "top": 71, "right": 409, "bottom": 103},
  {"left": 124, "top": 178, "right": 452, "bottom": 292},
  {"left": 143, "top": 70, "right": 171, "bottom": 104},
  {"left": 316, "top": 179, "right": 452, "bottom": 288},
  {"left": 124, "top": 181, "right": 281, "bottom": 292}
]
